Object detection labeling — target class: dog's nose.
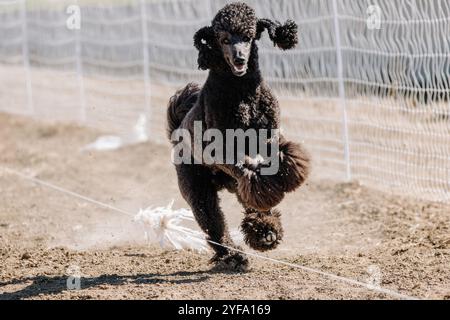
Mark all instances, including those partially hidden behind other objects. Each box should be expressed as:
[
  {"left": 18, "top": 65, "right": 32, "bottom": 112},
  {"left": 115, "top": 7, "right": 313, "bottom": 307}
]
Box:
[{"left": 234, "top": 57, "right": 245, "bottom": 65}]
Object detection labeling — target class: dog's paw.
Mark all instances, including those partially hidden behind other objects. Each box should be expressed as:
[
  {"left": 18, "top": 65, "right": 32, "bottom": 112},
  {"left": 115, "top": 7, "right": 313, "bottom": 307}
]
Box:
[
  {"left": 261, "top": 230, "right": 278, "bottom": 246},
  {"left": 241, "top": 209, "right": 284, "bottom": 252},
  {"left": 210, "top": 251, "right": 249, "bottom": 273}
]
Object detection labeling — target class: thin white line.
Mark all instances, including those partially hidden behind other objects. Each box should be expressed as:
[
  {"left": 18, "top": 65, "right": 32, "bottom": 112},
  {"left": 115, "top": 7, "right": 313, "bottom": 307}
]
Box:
[
  {"left": 332, "top": 0, "right": 351, "bottom": 181},
  {"left": 29, "top": 54, "right": 76, "bottom": 65},
  {"left": 0, "top": 165, "right": 419, "bottom": 300},
  {"left": 79, "top": 37, "right": 142, "bottom": 46},
  {"left": 74, "top": 0, "right": 86, "bottom": 123},
  {"left": 82, "top": 15, "right": 141, "bottom": 25},
  {"left": 0, "top": 36, "right": 23, "bottom": 45},
  {"left": 342, "top": 46, "right": 450, "bottom": 58},
  {"left": 146, "top": 16, "right": 209, "bottom": 26},
  {"left": 205, "top": 239, "right": 417, "bottom": 300},
  {"left": 20, "top": 0, "right": 33, "bottom": 115},
  {"left": 0, "top": 20, "right": 23, "bottom": 28},
  {"left": 26, "top": 19, "right": 66, "bottom": 28},
  {"left": 1, "top": 167, "right": 131, "bottom": 217},
  {"left": 0, "top": 0, "right": 21, "bottom": 5},
  {"left": 338, "top": 14, "right": 450, "bottom": 25},
  {"left": 140, "top": 0, "right": 152, "bottom": 134},
  {"left": 82, "top": 57, "right": 142, "bottom": 68},
  {"left": 27, "top": 37, "right": 75, "bottom": 46}
]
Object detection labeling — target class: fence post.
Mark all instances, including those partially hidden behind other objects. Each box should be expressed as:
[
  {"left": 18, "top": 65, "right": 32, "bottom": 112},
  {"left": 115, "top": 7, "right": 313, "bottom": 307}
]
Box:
[
  {"left": 74, "top": 0, "right": 86, "bottom": 123},
  {"left": 332, "top": 0, "right": 351, "bottom": 181},
  {"left": 20, "top": 0, "right": 33, "bottom": 115},
  {"left": 140, "top": 0, "right": 151, "bottom": 136}
]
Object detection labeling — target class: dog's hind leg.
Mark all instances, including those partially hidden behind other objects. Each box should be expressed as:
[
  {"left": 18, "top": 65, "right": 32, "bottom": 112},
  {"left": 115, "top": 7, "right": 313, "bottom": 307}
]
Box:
[{"left": 176, "top": 164, "right": 249, "bottom": 272}]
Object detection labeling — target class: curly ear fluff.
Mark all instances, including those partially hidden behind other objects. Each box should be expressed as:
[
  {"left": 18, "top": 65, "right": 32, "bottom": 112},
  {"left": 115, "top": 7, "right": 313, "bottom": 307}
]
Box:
[
  {"left": 256, "top": 18, "right": 298, "bottom": 50},
  {"left": 193, "top": 26, "right": 215, "bottom": 70}
]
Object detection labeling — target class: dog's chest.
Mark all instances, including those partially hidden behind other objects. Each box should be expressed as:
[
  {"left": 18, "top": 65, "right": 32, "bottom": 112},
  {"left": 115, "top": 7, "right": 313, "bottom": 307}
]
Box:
[
  {"left": 203, "top": 84, "right": 271, "bottom": 130},
  {"left": 235, "top": 101, "right": 253, "bottom": 127},
  {"left": 233, "top": 100, "right": 268, "bottom": 129}
]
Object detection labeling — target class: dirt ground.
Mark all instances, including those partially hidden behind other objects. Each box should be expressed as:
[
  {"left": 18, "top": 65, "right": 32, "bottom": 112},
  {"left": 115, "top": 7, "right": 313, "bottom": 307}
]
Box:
[{"left": 0, "top": 112, "right": 449, "bottom": 300}]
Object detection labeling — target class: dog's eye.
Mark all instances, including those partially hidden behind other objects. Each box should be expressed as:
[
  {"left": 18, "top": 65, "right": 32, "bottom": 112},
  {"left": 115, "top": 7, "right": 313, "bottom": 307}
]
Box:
[
  {"left": 243, "top": 36, "right": 251, "bottom": 42},
  {"left": 222, "top": 38, "right": 230, "bottom": 45}
]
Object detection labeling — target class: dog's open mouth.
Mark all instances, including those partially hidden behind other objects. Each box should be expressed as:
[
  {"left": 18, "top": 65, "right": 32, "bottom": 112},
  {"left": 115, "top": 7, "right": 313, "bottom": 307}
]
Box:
[{"left": 228, "top": 59, "right": 247, "bottom": 76}]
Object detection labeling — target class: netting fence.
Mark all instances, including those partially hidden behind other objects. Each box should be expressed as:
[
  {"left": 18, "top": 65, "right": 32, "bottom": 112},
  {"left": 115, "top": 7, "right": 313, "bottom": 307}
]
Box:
[{"left": 1, "top": 0, "right": 449, "bottom": 202}]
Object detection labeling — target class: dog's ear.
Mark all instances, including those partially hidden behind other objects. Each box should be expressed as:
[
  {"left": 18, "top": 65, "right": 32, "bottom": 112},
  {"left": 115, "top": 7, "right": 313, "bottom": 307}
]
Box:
[
  {"left": 256, "top": 18, "right": 298, "bottom": 50},
  {"left": 193, "top": 26, "right": 216, "bottom": 70}
]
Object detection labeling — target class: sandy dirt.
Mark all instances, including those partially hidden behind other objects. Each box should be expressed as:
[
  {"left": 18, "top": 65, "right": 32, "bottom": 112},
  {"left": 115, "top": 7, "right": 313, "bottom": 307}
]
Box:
[{"left": 0, "top": 112, "right": 449, "bottom": 300}]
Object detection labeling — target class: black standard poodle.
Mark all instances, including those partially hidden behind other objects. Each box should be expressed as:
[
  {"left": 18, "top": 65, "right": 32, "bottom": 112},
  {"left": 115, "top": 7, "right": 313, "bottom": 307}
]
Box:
[{"left": 167, "top": 2, "right": 310, "bottom": 271}]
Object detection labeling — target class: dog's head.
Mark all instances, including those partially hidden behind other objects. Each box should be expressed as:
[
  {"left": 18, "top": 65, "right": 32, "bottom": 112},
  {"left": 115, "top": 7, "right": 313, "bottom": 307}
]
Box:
[{"left": 193, "top": 2, "right": 298, "bottom": 77}]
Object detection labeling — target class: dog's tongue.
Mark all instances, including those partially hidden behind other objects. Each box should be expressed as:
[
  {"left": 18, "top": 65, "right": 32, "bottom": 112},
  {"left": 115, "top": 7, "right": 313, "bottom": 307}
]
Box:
[{"left": 235, "top": 64, "right": 245, "bottom": 71}]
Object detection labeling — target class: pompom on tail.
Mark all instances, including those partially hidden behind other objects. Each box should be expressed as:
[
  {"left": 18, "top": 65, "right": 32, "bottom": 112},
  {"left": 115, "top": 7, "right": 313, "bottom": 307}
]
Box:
[{"left": 275, "top": 138, "right": 310, "bottom": 192}]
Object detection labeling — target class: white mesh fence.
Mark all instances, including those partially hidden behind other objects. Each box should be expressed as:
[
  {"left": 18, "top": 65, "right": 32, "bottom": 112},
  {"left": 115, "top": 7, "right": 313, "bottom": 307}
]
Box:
[{"left": 0, "top": 0, "right": 449, "bottom": 202}]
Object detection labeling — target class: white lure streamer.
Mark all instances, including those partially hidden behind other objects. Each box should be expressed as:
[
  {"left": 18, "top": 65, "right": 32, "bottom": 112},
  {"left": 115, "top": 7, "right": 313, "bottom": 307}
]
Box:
[
  {"left": 82, "top": 114, "right": 148, "bottom": 151},
  {"left": 133, "top": 200, "right": 210, "bottom": 253}
]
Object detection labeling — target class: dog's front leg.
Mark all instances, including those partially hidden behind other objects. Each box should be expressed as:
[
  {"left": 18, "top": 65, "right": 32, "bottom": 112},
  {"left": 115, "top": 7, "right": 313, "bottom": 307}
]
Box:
[{"left": 176, "top": 164, "right": 249, "bottom": 272}]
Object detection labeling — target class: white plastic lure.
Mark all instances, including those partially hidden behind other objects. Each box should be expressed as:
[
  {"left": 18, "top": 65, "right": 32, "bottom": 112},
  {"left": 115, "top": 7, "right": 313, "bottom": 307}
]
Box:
[{"left": 134, "top": 200, "right": 210, "bottom": 253}]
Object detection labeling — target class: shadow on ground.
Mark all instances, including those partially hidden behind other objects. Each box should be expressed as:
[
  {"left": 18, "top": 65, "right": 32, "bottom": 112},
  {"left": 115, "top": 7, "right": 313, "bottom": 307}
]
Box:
[{"left": 0, "top": 270, "right": 216, "bottom": 300}]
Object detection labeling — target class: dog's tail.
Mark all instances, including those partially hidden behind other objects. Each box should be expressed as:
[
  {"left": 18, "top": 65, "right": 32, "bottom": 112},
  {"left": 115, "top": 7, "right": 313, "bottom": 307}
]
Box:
[{"left": 167, "top": 82, "right": 201, "bottom": 140}]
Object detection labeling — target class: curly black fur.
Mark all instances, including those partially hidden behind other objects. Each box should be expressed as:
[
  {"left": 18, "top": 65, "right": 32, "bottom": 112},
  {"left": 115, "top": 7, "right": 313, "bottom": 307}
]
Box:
[
  {"left": 237, "top": 169, "right": 285, "bottom": 212},
  {"left": 167, "top": 2, "right": 310, "bottom": 271},
  {"left": 276, "top": 138, "right": 311, "bottom": 192},
  {"left": 167, "top": 82, "right": 200, "bottom": 138}
]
